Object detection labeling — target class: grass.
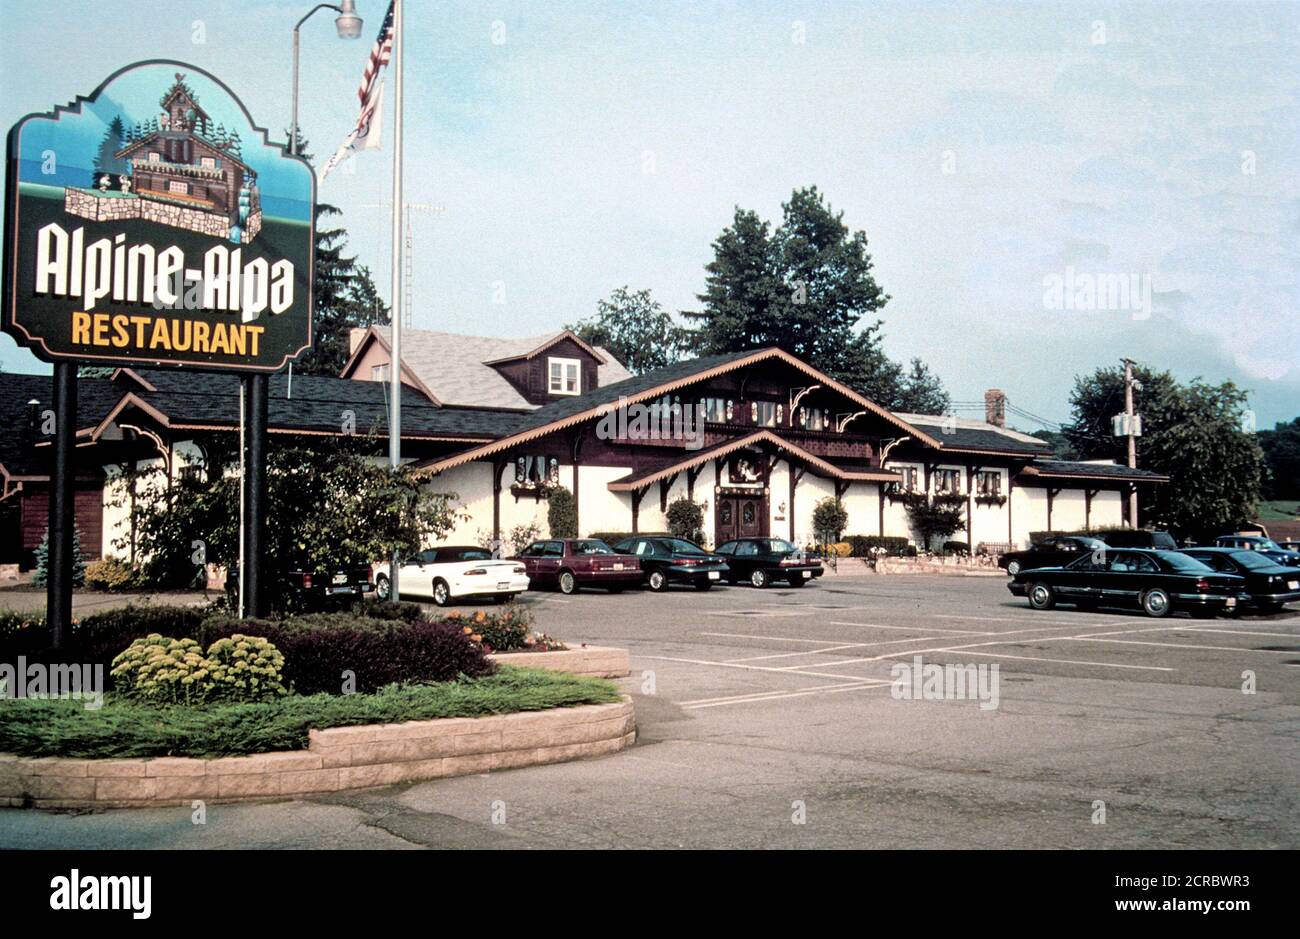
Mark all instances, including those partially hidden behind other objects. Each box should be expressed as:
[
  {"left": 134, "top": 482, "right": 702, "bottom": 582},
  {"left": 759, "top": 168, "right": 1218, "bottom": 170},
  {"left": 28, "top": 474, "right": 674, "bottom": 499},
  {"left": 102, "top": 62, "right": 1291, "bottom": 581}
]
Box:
[
  {"left": 0, "top": 666, "right": 621, "bottom": 760},
  {"left": 1256, "top": 500, "right": 1300, "bottom": 521}
]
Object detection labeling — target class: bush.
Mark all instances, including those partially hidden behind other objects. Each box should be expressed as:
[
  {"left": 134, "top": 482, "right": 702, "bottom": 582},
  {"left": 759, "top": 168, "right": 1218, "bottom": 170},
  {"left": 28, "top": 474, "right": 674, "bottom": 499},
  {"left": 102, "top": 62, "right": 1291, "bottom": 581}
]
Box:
[
  {"left": 547, "top": 487, "right": 578, "bottom": 538},
  {"left": 665, "top": 498, "right": 705, "bottom": 542},
  {"left": 844, "top": 535, "right": 912, "bottom": 557},
  {"left": 443, "top": 605, "right": 533, "bottom": 653},
  {"left": 110, "top": 633, "right": 287, "bottom": 705},
  {"left": 812, "top": 498, "right": 849, "bottom": 542},
  {"left": 349, "top": 597, "right": 425, "bottom": 624},
  {"left": 0, "top": 667, "right": 621, "bottom": 759},
  {"left": 84, "top": 557, "right": 137, "bottom": 592},
  {"left": 202, "top": 614, "right": 494, "bottom": 695},
  {"left": 0, "top": 604, "right": 207, "bottom": 669},
  {"left": 588, "top": 532, "right": 668, "bottom": 549}
]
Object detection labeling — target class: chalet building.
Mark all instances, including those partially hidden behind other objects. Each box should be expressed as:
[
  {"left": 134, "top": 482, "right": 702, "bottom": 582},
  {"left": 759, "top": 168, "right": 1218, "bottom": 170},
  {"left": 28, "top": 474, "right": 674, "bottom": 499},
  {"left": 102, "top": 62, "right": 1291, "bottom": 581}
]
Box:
[
  {"left": 0, "top": 331, "right": 1164, "bottom": 568},
  {"left": 64, "top": 74, "right": 262, "bottom": 243}
]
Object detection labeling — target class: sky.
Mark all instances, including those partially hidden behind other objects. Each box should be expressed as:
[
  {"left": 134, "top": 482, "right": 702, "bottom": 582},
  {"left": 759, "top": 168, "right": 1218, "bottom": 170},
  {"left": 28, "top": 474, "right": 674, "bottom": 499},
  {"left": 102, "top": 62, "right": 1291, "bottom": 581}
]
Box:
[{"left": 2, "top": 0, "right": 1297, "bottom": 431}]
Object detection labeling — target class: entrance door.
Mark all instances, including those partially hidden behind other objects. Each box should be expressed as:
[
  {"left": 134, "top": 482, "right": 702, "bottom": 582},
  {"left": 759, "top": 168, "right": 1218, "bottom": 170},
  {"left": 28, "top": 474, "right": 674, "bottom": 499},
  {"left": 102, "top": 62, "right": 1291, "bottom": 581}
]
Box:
[{"left": 715, "top": 495, "right": 766, "bottom": 544}]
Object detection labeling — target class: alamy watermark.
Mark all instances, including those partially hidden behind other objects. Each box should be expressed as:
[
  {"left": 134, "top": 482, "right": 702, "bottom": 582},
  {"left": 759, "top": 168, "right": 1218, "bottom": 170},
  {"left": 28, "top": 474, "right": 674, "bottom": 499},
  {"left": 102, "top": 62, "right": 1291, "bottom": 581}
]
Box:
[
  {"left": 890, "top": 656, "right": 1000, "bottom": 710},
  {"left": 1043, "top": 267, "right": 1152, "bottom": 319},
  {"left": 0, "top": 658, "right": 104, "bottom": 710},
  {"left": 595, "top": 397, "right": 706, "bottom": 451}
]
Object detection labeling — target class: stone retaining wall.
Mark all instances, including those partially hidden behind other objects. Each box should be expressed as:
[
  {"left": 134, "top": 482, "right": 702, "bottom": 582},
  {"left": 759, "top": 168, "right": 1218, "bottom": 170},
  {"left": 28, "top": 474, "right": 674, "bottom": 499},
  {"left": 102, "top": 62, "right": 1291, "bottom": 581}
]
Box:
[
  {"left": 491, "top": 645, "right": 630, "bottom": 678},
  {"left": 0, "top": 696, "right": 634, "bottom": 809}
]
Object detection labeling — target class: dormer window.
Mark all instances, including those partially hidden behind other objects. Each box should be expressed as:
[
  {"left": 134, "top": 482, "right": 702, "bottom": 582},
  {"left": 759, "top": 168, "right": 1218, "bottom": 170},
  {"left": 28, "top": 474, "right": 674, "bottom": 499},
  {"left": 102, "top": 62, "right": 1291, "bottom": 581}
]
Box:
[{"left": 548, "top": 357, "right": 581, "bottom": 395}]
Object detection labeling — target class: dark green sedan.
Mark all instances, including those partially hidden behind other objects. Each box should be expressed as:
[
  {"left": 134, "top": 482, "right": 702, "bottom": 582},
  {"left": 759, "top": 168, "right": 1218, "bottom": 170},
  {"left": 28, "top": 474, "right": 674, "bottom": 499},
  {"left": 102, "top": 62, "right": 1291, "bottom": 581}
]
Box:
[{"left": 714, "top": 538, "right": 824, "bottom": 588}]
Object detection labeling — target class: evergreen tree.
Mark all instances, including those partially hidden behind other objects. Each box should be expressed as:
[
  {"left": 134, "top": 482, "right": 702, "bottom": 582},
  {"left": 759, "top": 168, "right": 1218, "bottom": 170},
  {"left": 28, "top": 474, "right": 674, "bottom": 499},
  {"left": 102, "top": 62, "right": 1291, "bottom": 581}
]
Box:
[
  {"left": 894, "top": 358, "right": 951, "bottom": 414},
  {"left": 94, "top": 115, "right": 129, "bottom": 176},
  {"left": 286, "top": 132, "right": 391, "bottom": 375},
  {"left": 33, "top": 527, "right": 86, "bottom": 588},
  {"left": 684, "top": 187, "right": 946, "bottom": 410}
]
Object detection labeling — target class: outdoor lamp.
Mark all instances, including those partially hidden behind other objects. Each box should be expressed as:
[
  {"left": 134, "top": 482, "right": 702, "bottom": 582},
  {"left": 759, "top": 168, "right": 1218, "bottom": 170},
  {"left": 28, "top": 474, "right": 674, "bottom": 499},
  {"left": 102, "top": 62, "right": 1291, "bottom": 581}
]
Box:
[{"left": 335, "top": 0, "right": 364, "bottom": 39}]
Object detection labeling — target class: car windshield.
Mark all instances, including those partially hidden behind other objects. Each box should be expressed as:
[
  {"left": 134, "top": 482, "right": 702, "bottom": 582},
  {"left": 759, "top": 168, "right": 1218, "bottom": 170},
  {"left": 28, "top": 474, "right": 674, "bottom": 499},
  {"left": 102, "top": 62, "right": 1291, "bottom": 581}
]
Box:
[
  {"left": 1227, "top": 551, "right": 1281, "bottom": 570},
  {"left": 571, "top": 540, "right": 614, "bottom": 555},
  {"left": 665, "top": 539, "right": 708, "bottom": 555},
  {"left": 764, "top": 539, "right": 798, "bottom": 553},
  {"left": 1156, "top": 551, "right": 1212, "bottom": 573}
]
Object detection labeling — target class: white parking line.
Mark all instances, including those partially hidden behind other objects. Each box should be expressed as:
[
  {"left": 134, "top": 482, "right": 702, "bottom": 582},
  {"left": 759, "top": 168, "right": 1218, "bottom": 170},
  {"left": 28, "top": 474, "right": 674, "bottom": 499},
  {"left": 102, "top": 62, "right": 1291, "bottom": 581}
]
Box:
[
  {"left": 639, "top": 653, "right": 880, "bottom": 682},
  {"left": 724, "top": 637, "right": 955, "bottom": 663},
  {"left": 680, "top": 679, "right": 887, "bottom": 706},
  {"left": 827, "top": 620, "right": 988, "bottom": 635},
  {"left": 682, "top": 680, "right": 893, "bottom": 710},
  {"left": 1054, "top": 637, "right": 1294, "bottom": 654},
  {"left": 701, "top": 631, "right": 857, "bottom": 644}
]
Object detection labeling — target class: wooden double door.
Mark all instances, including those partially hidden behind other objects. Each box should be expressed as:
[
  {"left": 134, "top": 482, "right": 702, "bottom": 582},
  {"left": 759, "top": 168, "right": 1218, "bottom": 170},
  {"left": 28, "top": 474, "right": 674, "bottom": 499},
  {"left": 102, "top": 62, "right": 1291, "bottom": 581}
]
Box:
[{"left": 715, "top": 493, "right": 767, "bottom": 544}]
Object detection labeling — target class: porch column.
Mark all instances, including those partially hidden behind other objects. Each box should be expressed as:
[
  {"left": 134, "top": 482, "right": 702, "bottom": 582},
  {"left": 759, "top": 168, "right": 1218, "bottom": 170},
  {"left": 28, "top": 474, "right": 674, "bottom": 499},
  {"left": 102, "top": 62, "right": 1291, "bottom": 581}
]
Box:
[
  {"left": 877, "top": 482, "right": 885, "bottom": 536},
  {"left": 492, "top": 458, "right": 505, "bottom": 542}
]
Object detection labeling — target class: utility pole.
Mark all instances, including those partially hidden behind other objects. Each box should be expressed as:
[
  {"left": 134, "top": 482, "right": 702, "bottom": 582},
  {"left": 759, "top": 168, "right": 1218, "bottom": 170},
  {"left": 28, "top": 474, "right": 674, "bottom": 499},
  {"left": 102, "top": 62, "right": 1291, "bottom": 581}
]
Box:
[{"left": 1123, "top": 358, "right": 1138, "bottom": 527}]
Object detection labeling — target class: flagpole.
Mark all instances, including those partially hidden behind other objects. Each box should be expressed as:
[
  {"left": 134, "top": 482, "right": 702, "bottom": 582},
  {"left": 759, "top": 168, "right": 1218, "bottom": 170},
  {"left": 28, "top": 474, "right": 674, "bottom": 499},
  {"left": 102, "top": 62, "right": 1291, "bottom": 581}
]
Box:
[{"left": 387, "top": 0, "right": 404, "bottom": 603}]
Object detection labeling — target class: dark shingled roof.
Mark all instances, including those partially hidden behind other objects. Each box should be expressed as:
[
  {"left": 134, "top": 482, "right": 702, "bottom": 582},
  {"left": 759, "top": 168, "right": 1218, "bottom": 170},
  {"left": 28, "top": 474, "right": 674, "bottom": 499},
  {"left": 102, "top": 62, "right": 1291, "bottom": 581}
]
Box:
[
  {"left": 0, "top": 374, "right": 123, "bottom": 478},
  {"left": 898, "top": 416, "right": 1054, "bottom": 456},
  {"left": 508, "top": 350, "right": 761, "bottom": 434},
  {"left": 1025, "top": 460, "right": 1167, "bottom": 481},
  {"left": 124, "top": 369, "right": 526, "bottom": 440}
]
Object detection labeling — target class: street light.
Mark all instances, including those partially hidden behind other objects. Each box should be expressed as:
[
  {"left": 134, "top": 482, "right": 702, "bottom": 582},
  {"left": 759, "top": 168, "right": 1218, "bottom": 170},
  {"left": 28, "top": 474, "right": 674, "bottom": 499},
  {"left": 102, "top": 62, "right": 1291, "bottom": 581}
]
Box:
[{"left": 291, "top": 2, "right": 364, "bottom": 157}]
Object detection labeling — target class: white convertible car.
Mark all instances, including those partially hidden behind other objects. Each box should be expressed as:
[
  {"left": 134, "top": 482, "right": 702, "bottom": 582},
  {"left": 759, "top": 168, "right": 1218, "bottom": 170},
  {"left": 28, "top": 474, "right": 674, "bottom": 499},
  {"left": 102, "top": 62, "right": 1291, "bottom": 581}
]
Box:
[{"left": 374, "top": 546, "right": 530, "bottom": 606}]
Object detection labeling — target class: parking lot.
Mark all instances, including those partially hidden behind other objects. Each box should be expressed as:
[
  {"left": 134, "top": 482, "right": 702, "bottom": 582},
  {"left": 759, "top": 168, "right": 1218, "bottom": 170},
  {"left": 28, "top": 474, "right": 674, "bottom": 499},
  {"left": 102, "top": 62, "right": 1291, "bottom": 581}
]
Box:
[{"left": 2, "top": 572, "right": 1296, "bottom": 849}]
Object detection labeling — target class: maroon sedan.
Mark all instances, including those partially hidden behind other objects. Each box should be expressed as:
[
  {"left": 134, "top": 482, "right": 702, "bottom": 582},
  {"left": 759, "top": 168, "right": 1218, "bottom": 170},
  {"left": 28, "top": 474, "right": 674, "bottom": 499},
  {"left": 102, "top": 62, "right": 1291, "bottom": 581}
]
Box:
[{"left": 514, "top": 539, "right": 642, "bottom": 594}]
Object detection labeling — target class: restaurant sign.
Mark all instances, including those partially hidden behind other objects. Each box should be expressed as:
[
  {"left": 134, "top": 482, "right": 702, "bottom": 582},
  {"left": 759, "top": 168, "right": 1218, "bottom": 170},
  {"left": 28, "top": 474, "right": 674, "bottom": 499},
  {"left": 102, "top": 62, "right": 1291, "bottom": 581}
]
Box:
[{"left": 3, "top": 60, "right": 316, "bottom": 372}]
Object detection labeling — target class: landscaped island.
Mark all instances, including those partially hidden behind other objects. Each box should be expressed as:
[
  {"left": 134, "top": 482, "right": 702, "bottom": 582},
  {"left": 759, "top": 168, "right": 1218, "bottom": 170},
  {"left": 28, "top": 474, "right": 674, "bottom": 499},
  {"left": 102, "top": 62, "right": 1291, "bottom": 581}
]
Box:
[{"left": 0, "top": 601, "right": 633, "bottom": 806}]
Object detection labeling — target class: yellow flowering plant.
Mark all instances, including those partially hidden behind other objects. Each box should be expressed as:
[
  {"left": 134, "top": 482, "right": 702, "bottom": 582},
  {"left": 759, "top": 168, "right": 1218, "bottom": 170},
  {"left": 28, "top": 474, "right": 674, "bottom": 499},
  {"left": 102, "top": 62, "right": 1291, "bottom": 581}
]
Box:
[{"left": 110, "top": 633, "right": 287, "bottom": 705}]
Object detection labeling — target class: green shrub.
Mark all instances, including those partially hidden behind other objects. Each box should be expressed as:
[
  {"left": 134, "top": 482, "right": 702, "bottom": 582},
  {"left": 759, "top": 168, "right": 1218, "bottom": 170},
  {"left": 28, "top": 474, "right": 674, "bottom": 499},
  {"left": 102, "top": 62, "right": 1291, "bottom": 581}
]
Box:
[
  {"left": 812, "top": 498, "right": 849, "bottom": 542},
  {"left": 665, "top": 498, "right": 705, "bottom": 542},
  {"left": 84, "top": 557, "right": 137, "bottom": 592},
  {"left": 0, "top": 667, "right": 621, "bottom": 759},
  {"left": 845, "top": 535, "right": 912, "bottom": 557},
  {"left": 547, "top": 487, "right": 578, "bottom": 538},
  {"left": 588, "top": 532, "right": 668, "bottom": 549},
  {"left": 110, "top": 633, "right": 286, "bottom": 705},
  {"left": 1, "top": 604, "right": 207, "bottom": 669}
]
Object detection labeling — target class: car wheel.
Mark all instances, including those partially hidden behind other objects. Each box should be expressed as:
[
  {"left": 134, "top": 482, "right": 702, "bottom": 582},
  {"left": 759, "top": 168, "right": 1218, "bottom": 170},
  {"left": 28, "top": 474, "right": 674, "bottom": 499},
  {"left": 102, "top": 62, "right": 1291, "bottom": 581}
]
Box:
[
  {"left": 375, "top": 574, "right": 390, "bottom": 601},
  {"left": 1027, "top": 582, "right": 1055, "bottom": 610},
  {"left": 432, "top": 579, "right": 451, "bottom": 607},
  {"left": 558, "top": 571, "right": 578, "bottom": 595},
  {"left": 750, "top": 569, "right": 769, "bottom": 588},
  {"left": 1006, "top": 560, "right": 1021, "bottom": 576},
  {"left": 1140, "top": 588, "right": 1172, "bottom": 618},
  {"left": 647, "top": 570, "right": 668, "bottom": 592}
]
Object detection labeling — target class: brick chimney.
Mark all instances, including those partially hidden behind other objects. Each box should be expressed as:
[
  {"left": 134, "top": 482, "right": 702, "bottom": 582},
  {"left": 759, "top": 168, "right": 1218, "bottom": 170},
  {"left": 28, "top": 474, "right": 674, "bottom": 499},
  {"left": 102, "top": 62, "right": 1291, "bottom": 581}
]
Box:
[{"left": 984, "top": 389, "right": 1007, "bottom": 428}]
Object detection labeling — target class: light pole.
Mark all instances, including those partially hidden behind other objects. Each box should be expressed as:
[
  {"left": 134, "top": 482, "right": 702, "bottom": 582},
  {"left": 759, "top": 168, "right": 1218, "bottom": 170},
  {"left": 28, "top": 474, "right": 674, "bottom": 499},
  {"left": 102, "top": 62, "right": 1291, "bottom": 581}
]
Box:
[
  {"left": 240, "top": 1, "right": 362, "bottom": 618},
  {"left": 291, "top": 1, "right": 363, "bottom": 156}
]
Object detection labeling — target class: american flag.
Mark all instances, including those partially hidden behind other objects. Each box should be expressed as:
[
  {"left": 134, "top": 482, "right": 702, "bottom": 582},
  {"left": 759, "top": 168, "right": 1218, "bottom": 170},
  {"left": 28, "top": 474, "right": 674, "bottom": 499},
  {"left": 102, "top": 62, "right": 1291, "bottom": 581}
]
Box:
[{"left": 322, "top": 1, "right": 396, "bottom": 178}]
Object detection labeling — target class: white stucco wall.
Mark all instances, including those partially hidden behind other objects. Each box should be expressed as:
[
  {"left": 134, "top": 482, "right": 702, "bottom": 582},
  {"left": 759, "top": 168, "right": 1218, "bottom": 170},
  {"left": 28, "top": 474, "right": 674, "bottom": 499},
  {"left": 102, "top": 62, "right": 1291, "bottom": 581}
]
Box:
[
  {"left": 1089, "top": 490, "right": 1124, "bottom": 528},
  {"left": 429, "top": 463, "right": 494, "bottom": 546},
  {"left": 840, "top": 481, "right": 880, "bottom": 540},
  {"left": 575, "top": 464, "right": 634, "bottom": 536},
  {"left": 792, "top": 471, "right": 836, "bottom": 547},
  {"left": 1010, "top": 486, "right": 1049, "bottom": 548},
  {"left": 1050, "top": 490, "right": 1088, "bottom": 533}
]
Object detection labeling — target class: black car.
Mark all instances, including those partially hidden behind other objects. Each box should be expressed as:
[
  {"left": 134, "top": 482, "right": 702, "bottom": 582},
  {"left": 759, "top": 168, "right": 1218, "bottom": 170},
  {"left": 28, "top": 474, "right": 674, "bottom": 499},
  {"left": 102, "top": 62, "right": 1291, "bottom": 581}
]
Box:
[
  {"left": 998, "top": 536, "right": 1104, "bottom": 576},
  {"left": 610, "top": 536, "right": 730, "bottom": 591},
  {"left": 1008, "top": 548, "right": 1244, "bottom": 618},
  {"left": 1212, "top": 535, "right": 1300, "bottom": 568},
  {"left": 226, "top": 565, "right": 375, "bottom": 612},
  {"left": 1093, "top": 529, "right": 1179, "bottom": 550},
  {"left": 715, "top": 537, "right": 824, "bottom": 588},
  {"left": 1180, "top": 547, "right": 1300, "bottom": 613}
]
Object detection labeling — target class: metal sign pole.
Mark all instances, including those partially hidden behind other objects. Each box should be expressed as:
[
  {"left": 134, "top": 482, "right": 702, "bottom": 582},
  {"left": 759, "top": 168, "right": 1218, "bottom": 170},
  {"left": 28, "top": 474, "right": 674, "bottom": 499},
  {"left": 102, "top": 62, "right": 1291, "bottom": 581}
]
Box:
[{"left": 47, "top": 362, "right": 77, "bottom": 650}]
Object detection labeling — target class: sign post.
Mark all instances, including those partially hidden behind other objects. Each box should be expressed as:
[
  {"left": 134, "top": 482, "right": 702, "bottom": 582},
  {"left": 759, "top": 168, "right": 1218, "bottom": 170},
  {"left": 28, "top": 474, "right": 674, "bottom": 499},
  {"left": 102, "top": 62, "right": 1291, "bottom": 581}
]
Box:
[{"left": 4, "top": 61, "right": 317, "bottom": 632}]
